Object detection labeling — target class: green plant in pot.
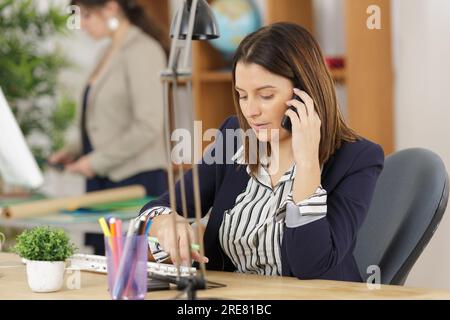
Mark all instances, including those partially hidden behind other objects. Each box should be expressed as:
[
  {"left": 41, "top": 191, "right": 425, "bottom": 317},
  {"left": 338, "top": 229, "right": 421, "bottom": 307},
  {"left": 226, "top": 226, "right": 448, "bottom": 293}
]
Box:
[{"left": 12, "top": 226, "right": 77, "bottom": 293}]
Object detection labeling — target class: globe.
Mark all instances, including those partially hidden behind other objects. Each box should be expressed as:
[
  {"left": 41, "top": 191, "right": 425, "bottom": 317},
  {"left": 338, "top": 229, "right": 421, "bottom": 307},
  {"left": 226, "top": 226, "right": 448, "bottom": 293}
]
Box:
[{"left": 209, "top": 0, "right": 262, "bottom": 62}]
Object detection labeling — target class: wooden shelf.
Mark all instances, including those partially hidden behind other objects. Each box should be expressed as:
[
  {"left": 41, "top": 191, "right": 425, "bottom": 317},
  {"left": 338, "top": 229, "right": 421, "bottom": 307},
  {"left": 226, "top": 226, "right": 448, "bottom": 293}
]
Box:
[
  {"left": 191, "top": 0, "right": 393, "bottom": 155},
  {"left": 330, "top": 68, "right": 346, "bottom": 84},
  {"left": 198, "top": 69, "right": 346, "bottom": 84},
  {"left": 198, "top": 71, "right": 233, "bottom": 83},
  {"left": 172, "top": 163, "right": 192, "bottom": 173}
]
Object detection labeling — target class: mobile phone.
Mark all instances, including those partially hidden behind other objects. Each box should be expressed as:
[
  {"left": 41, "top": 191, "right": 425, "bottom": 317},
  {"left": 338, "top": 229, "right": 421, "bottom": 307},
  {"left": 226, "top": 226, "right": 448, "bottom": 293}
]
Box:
[{"left": 281, "top": 95, "right": 303, "bottom": 132}]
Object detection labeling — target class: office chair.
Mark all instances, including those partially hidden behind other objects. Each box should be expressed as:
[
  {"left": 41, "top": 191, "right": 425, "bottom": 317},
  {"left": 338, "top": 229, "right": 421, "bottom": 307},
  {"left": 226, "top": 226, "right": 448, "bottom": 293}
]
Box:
[{"left": 354, "top": 148, "right": 449, "bottom": 285}]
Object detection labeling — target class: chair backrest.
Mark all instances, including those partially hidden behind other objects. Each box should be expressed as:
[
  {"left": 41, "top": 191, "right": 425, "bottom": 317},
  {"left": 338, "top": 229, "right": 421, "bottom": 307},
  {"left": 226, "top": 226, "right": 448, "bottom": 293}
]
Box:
[{"left": 354, "top": 148, "right": 449, "bottom": 285}]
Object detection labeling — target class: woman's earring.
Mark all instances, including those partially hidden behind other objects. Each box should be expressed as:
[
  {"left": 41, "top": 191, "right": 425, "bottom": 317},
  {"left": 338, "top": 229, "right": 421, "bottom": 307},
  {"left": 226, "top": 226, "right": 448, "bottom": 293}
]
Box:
[{"left": 107, "top": 17, "right": 120, "bottom": 31}]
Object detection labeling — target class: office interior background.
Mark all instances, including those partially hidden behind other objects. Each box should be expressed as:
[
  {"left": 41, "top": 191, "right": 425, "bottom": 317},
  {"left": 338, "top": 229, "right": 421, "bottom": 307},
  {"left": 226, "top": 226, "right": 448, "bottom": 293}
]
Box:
[{"left": 2, "top": 0, "right": 449, "bottom": 290}]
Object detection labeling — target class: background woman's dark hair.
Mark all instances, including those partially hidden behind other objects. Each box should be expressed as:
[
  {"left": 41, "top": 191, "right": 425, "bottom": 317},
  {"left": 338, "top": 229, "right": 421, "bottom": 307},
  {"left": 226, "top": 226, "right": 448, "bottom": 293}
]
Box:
[
  {"left": 71, "top": 0, "right": 170, "bottom": 56},
  {"left": 231, "top": 22, "right": 360, "bottom": 173}
]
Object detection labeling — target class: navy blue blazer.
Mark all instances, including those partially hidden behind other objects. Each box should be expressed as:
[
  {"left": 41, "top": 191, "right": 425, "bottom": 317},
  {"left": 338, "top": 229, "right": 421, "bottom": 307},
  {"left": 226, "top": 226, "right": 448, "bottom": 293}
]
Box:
[{"left": 140, "top": 116, "right": 384, "bottom": 282}]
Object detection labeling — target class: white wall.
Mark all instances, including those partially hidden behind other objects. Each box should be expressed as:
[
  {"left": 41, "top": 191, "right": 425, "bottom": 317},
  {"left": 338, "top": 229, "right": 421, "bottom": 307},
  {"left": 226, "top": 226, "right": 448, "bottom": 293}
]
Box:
[{"left": 392, "top": 0, "right": 450, "bottom": 290}]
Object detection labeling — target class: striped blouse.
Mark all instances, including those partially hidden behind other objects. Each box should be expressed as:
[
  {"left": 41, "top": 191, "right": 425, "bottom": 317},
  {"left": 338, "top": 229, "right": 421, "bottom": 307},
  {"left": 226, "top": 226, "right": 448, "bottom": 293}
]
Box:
[
  {"left": 218, "top": 146, "right": 327, "bottom": 275},
  {"left": 139, "top": 146, "right": 327, "bottom": 275}
]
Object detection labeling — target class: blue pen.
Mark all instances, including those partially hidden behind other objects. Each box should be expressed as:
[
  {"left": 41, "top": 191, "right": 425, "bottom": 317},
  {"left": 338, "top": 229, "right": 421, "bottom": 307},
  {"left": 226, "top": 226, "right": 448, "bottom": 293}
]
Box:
[{"left": 144, "top": 219, "right": 152, "bottom": 236}]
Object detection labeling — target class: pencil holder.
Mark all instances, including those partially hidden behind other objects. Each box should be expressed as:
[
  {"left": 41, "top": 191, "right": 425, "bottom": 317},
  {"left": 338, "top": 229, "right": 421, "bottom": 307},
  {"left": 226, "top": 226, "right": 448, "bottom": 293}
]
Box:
[{"left": 105, "top": 235, "right": 148, "bottom": 300}]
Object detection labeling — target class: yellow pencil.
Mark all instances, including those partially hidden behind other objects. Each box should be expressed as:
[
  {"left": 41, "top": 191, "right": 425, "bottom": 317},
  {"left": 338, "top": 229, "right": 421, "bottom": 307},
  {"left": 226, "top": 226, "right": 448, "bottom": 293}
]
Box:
[
  {"left": 98, "top": 217, "right": 111, "bottom": 237},
  {"left": 98, "top": 217, "right": 113, "bottom": 250}
]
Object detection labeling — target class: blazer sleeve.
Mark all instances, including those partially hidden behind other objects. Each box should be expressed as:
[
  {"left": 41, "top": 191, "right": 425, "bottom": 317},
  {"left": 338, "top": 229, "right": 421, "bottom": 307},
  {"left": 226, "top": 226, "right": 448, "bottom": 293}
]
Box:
[
  {"left": 89, "top": 39, "right": 166, "bottom": 175},
  {"left": 281, "top": 142, "right": 384, "bottom": 279},
  {"left": 139, "top": 116, "right": 235, "bottom": 218}
]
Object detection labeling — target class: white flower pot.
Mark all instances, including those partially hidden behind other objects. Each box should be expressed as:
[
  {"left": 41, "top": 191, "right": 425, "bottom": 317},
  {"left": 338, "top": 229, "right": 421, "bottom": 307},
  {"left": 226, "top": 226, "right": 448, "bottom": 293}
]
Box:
[{"left": 26, "top": 260, "right": 66, "bottom": 293}]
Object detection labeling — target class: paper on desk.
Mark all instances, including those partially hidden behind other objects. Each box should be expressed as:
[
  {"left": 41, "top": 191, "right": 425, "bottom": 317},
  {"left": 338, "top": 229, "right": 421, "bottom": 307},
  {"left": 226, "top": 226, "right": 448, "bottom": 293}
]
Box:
[{"left": 0, "top": 88, "right": 44, "bottom": 189}]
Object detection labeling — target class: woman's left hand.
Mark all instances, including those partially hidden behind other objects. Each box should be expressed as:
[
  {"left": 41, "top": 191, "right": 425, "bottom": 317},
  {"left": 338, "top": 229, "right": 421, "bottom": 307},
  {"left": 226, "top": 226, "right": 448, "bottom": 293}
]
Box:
[
  {"left": 66, "top": 156, "right": 95, "bottom": 178},
  {"left": 284, "top": 88, "right": 321, "bottom": 167}
]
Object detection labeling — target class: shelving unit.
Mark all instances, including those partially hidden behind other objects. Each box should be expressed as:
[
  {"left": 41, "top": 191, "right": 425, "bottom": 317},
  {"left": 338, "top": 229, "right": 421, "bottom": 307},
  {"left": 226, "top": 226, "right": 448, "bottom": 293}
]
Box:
[
  {"left": 191, "top": 0, "right": 393, "bottom": 155},
  {"left": 142, "top": 0, "right": 393, "bottom": 155},
  {"left": 345, "top": 0, "right": 393, "bottom": 154},
  {"left": 139, "top": 0, "right": 170, "bottom": 34}
]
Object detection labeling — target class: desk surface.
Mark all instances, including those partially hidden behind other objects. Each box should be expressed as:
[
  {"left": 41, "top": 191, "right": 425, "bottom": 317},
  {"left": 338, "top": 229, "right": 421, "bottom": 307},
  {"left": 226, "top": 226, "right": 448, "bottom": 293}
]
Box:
[{"left": 1, "top": 253, "right": 450, "bottom": 300}]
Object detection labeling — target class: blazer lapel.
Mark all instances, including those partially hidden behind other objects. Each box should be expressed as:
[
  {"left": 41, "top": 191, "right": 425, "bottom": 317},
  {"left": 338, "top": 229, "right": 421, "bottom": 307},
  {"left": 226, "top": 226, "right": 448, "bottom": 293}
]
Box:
[
  {"left": 87, "top": 26, "right": 140, "bottom": 111},
  {"left": 203, "top": 164, "right": 250, "bottom": 271},
  {"left": 204, "top": 167, "right": 248, "bottom": 230}
]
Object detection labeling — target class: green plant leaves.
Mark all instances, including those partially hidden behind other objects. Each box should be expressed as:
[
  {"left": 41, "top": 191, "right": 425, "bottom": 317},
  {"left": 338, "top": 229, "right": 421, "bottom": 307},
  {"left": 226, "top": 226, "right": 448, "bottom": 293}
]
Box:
[
  {"left": 0, "top": 0, "right": 76, "bottom": 166},
  {"left": 11, "top": 226, "right": 77, "bottom": 261}
]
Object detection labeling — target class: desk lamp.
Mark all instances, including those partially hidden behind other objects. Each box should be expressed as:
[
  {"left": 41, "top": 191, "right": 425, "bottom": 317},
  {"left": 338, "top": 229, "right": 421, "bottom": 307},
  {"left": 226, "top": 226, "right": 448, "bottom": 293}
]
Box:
[{"left": 158, "top": 0, "right": 219, "bottom": 300}]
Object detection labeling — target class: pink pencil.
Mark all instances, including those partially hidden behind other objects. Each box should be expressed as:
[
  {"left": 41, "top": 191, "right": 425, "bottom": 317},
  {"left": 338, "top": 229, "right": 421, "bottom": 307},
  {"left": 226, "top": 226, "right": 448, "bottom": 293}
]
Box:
[
  {"left": 109, "top": 218, "right": 119, "bottom": 271},
  {"left": 115, "top": 219, "right": 123, "bottom": 260}
]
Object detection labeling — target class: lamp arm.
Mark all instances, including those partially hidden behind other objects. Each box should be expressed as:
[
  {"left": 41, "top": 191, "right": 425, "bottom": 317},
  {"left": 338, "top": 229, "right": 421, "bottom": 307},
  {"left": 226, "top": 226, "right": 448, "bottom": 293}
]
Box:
[
  {"left": 167, "top": 0, "right": 186, "bottom": 72},
  {"left": 181, "top": 0, "right": 199, "bottom": 70}
]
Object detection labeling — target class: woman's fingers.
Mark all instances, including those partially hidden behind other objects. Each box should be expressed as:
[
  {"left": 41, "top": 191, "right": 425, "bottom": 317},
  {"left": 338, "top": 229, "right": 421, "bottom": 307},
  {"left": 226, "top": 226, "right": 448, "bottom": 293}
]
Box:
[
  {"left": 178, "top": 230, "right": 191, "bottom": 265},
  {"left": 156, "top": 217, "right": 209, "bottom": 266},
  {"left": 49, "top": 150, "right": 65, "bottom": 164},
  {"left": 48, "top": 154, "right": 59, "bottom": 164},
  {"left": 179, "top": 226, "right": 209, "bottom": 265},
  {"left": 165, "top": 234, "right": 183, "bottom": 266},
  {"left": 191, "top": 250, "right": 209, "bottom": 264},
  {"left": 285, "top": 108, "right": 301, "bottom": 130},
  {"left": 286, "top": 89, "right": 322, "bottom": 133},
  {"left": 294, "top": 88, "right": 315, "bottom": 117},
  {"left": 286, "top": 98, "right": 308, "bottom": 126},
  {"left": 187, "top": 227, "right": 209, "bottom": 264},
  {"left": 49, "top": 150, "right": 74, "bottom": 165},
  {"left": 294, "top": 88, "right": 321, "bottom": 123},
  {"left": 65, "top": 162, "right": 78, "bottom": 173},
  {"left": 158, "top": 226, "right": 178, "bottom": 262}
]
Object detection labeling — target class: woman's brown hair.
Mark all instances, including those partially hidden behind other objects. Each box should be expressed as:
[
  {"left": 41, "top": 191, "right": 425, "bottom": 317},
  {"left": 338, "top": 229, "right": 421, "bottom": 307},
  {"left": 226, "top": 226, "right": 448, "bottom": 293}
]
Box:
[
  {"left": 231, "top": 22, "right": 360, "bottom": 174},
  {"left": 71, "top": 0, "right": 170, "bottom": 56}
]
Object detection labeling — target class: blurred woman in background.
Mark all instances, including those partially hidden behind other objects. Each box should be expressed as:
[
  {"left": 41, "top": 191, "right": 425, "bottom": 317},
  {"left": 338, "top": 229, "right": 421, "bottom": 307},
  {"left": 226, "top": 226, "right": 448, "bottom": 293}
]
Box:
[
  {"left": 49, "top": 0, "right": 169, "bottom": 254},
  {"left": 49, "top": 0, "right": 169, "bottom": 197}
]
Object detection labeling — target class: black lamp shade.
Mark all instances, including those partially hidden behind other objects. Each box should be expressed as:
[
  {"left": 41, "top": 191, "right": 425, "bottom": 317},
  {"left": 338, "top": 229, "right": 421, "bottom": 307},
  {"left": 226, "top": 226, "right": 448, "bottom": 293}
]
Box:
[{"left": 170, "top": 0, "right": 220, "bottom": 40}]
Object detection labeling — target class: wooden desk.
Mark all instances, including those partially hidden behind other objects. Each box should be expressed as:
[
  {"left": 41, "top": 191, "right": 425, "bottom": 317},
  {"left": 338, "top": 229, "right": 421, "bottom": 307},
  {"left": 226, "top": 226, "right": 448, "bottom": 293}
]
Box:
[{"left": 1, "top": 253, "right": 450, "bottom": 300}]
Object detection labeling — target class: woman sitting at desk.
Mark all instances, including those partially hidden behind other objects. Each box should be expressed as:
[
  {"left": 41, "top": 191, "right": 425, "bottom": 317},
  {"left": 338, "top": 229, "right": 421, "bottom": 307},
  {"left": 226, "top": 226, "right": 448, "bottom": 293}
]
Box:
[
  {"left": 138, "top": 23, "right": 384, "bottom": 281},
  {"left": 49, "top": 0, "right": 168, "bottom": 197}
]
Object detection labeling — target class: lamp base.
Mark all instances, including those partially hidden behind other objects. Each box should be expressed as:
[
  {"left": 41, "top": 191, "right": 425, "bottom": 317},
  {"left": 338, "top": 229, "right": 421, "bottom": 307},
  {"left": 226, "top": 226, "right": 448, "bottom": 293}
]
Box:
[{"left": 177, "top": 275, "right": 206, "bottom": 300}]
